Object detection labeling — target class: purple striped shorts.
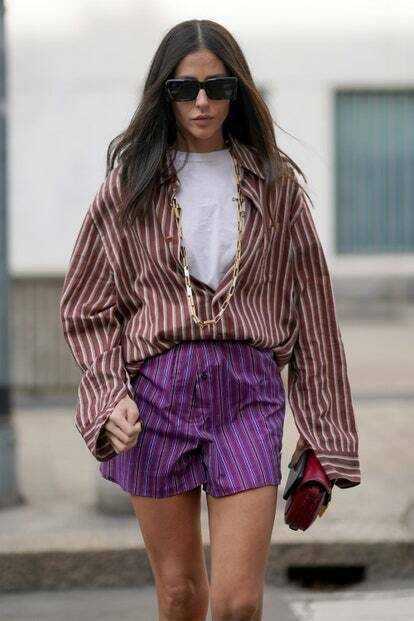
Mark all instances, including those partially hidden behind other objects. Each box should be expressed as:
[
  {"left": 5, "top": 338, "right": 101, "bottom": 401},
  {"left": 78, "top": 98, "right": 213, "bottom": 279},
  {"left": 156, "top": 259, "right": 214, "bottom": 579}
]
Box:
[{"left": 99, "top": 339, "right": 286, "bottom": 498}]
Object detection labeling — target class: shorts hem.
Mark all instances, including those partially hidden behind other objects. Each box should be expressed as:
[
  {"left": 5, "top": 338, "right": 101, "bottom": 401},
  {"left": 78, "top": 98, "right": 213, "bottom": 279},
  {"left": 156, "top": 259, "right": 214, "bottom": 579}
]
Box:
[
  {"left": 99, "top": 472, "right": 133, "bottom": 494},
  {"left": 129, "top": 477, "right": 206, "bottom": 498},
  {"left": 109, "top": 474, "right": 207, "bottom": 498},
  {"left": 203, "top": 478, "right": 281, "bottom": 498}
]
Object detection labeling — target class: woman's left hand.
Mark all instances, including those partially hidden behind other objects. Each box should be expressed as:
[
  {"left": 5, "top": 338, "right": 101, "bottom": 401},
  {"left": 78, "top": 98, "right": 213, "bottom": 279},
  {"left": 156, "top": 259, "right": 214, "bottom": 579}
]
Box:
[{"left": 289, "top": 434, "right": 313, "bottom": 469}]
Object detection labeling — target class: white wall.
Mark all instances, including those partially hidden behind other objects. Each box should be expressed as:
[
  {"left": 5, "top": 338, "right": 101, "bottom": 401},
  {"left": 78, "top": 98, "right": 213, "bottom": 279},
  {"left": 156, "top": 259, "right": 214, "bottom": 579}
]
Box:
[{"left": 7, "top": 1, "right": 414, "bottom": 274}]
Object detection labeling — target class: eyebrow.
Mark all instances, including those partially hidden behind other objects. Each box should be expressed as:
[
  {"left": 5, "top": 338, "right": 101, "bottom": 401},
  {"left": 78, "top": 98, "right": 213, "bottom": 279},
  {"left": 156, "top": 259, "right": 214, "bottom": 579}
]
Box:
[{"left": 175, "top": 74, "right": 227, "bottom": 79}]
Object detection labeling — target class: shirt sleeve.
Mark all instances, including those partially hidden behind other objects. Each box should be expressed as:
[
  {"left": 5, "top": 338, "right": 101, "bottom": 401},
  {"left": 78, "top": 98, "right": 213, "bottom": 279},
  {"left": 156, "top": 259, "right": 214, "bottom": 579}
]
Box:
[
  {"left": 60, "top": 208, "right": 131, "bottom": 462},
  {"left": 287, "top": 184, "right": 361, "bottom": 489}
]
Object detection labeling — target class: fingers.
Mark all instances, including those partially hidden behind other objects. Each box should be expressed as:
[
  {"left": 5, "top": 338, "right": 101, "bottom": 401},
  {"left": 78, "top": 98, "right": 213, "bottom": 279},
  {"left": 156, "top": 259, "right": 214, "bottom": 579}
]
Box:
[
  {"left": 126, "top": 406, "right": 140, "bottom": 426},
  {"left": 106, "top": 421, "right": 142, "bottom": 454},
  {"left": 109, "top": 420, "right": 142, "bottom": 444},
  {"left": 297, "top": 435, "right": 312, "bottom": 449},
  {"left": 290, "top": 437, "right": 313, "bottom": 468},
  {"left": 111, "top": 399, "right": 141, "bottom": 431},
  {"left": 104, "top": 396, "right": 143, "bottom": 454},
  {"left": 106, "top": 417, "right": 141, "bottom": 445},
  {"left": 106, "top": 429, "right": 126, "bottom": 454}
]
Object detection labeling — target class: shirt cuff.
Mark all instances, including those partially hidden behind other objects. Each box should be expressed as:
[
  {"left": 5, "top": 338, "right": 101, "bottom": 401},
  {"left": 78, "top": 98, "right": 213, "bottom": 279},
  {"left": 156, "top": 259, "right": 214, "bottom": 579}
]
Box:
[
  {"left": 314, "top": 451, "right": 361, "bottom": 489},
  {"left": 75, "top": 382, "right": 134, "bottom": 462}
]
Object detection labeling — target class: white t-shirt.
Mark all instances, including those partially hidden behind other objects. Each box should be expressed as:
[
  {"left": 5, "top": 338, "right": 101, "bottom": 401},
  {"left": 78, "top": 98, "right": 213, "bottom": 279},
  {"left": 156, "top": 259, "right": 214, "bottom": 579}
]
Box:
[{"left": 170, "top": 147, "right": 246, "bottom": 291}]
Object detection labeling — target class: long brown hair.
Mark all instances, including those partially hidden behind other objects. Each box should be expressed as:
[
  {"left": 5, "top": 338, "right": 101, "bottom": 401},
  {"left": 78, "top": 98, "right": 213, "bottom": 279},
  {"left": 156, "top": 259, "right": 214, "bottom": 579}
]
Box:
[{"left": 107, "top": 19, "right": 313, "bottom": 230}]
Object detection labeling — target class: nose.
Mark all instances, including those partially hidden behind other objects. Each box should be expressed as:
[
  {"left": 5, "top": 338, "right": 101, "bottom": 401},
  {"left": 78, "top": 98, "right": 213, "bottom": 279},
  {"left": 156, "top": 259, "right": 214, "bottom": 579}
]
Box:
[{"left": 195, "top": 88, "right": 209, "bottom": 105}]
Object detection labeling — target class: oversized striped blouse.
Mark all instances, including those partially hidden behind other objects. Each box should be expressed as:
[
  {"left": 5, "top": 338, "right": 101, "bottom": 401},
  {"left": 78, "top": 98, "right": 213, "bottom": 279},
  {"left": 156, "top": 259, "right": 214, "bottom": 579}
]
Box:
[{"left": 59, "top": 133, "right": 361, "bottom": 490}]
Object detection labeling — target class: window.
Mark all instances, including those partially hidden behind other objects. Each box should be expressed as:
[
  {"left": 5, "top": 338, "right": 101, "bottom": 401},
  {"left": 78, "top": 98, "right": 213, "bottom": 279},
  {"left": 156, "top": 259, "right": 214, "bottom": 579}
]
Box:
[{"left": 335, "top": 90, "right": 414, "bottom": 253}]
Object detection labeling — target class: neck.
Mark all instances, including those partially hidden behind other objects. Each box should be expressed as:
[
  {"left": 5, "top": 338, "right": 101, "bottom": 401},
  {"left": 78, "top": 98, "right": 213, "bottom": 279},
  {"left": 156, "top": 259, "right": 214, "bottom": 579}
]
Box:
[{"left": 173, "top": 131, "right": 229, "bottom": 153}]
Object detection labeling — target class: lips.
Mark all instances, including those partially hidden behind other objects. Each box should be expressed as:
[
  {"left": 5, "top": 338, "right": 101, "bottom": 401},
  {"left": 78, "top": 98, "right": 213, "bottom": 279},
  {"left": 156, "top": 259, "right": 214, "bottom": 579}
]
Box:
[{"left": 193, "top": 116, "right": 212, "bottom": 120}]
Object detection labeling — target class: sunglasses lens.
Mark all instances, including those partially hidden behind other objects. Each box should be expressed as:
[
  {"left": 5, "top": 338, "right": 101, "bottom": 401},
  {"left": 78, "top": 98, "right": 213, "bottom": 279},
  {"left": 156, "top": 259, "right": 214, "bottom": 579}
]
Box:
[
  {"left": 167, "top": 80, "right": 198, "bottom": 101},
  {"left": 206, "top": 78, "right": 237, "bottom": 100},
  {"left": 166, "top": 77, "right": 238, "bottom": 101}
]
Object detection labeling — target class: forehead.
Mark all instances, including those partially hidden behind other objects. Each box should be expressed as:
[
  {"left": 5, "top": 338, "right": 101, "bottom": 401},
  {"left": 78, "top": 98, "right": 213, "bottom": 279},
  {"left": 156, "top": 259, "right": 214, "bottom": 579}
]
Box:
[{"left": 174, "top": 49, "right": 227, "bottom": 78}]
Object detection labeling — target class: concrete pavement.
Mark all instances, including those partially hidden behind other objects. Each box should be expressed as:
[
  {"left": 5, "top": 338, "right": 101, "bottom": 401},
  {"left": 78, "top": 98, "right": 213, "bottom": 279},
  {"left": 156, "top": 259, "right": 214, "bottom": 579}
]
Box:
[
  {"left": 1, "top": 580, "right": 414, "bottom": 621},
  {"left": 1, "top": 305, "right": 414, "bottom": 602}
]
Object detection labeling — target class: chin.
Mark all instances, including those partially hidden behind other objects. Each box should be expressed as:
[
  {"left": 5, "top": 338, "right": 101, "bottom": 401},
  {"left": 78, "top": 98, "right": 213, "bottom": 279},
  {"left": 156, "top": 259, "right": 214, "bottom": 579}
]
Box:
[{"left": 189, "top": 128, "right": 219, "bottom": 140}]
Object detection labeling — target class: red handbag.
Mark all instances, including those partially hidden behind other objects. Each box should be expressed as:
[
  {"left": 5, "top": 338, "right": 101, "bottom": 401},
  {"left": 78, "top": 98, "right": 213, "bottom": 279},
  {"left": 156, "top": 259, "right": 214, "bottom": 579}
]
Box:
[{"left": 283, "top": 447, "right": 334, "bottom": 531}]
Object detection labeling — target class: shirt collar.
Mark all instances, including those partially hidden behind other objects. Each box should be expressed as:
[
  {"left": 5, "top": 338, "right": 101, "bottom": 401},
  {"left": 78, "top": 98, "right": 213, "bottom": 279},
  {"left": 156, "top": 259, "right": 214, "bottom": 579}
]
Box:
[{"left": 157, "top": 133, "right": 266, "bottom": 185}]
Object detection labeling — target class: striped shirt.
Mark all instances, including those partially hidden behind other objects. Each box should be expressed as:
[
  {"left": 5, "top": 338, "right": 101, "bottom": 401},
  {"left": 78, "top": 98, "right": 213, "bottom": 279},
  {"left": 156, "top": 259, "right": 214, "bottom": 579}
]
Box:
[{"left": 60, "top": 133, "right": 361, "bottom": 489}]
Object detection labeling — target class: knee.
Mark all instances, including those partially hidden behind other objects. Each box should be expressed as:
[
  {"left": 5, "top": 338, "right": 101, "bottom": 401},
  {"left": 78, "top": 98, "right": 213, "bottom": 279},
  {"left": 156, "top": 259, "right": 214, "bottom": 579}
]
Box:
[
  {"left": 163, "top": 578, "right": 197, "bottom": 606},
  {"left": 211, "top": 594, "right": 260, "bottom": 621},
  {"left": 160, "top": 578, "right": 208, "bottom": 620}
]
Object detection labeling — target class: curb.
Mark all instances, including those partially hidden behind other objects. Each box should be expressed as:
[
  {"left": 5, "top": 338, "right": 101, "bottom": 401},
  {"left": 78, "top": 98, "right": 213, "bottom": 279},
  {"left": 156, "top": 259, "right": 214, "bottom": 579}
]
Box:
[{"left": 2, "top": 541, "right": 414, "bottom": 592}]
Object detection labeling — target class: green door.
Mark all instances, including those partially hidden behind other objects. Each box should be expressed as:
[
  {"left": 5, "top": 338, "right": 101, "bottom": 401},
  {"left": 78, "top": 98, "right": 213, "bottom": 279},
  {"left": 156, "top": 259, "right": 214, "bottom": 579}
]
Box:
[{"left": 335, "top": 91, "right": 414, "bottom": 253}]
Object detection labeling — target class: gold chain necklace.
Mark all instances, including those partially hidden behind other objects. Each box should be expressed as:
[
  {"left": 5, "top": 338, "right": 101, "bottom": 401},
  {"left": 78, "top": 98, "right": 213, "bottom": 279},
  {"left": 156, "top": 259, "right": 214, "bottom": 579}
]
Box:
[{"left": 171, "top": 148, "right": 245, "bottom": 329}]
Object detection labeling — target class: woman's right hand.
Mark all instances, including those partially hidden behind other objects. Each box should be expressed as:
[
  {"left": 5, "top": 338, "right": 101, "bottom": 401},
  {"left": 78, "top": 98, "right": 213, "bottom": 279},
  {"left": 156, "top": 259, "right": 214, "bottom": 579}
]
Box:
[
  {"left": 289, "top": 434, "right": 313, "bottom": 469},
  {"left": 104, "top": 394, "right": 142, "bottom": 455}
]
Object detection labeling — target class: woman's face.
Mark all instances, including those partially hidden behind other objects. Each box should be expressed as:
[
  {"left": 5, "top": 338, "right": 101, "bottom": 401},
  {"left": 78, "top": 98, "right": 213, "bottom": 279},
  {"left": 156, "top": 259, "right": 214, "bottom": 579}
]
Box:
[{"left": 170, "top": 48, "right": 231, "bottom": 152}]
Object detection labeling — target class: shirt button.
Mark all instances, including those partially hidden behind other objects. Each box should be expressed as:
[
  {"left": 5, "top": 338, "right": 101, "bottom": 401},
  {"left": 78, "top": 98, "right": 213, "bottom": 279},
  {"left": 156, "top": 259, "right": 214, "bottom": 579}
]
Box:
[{"left": 200, "top": 372, "right": 208, "bottom": 380}]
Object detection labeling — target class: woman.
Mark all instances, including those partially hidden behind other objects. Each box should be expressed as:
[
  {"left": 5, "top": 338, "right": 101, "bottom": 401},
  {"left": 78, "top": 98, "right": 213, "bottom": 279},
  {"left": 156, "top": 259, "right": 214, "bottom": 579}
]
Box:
[{"left": 60, "top": 18, "right": 361, "bottom": 621}]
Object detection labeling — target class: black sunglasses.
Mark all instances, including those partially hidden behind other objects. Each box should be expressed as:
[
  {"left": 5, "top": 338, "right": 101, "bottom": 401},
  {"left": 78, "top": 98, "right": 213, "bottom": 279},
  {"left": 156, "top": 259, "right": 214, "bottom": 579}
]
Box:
[{"left": 165, "top": 76, "right": 238, "bottom": 102}]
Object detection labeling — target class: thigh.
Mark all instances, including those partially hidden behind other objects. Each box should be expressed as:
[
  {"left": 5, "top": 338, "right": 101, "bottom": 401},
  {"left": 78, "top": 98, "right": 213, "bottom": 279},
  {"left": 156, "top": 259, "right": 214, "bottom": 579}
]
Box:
[
  {"left": 130, "top": 486, "right": 208, "bottom": 589},
  {"left": 101, "top": 345, "right": 206, "bottom": 497},
  {"left": 206, "top": 485, "right": 277, "bottom": 598},
  {"left": 200, "top": 342, "right": 285, "bottom": 497}
]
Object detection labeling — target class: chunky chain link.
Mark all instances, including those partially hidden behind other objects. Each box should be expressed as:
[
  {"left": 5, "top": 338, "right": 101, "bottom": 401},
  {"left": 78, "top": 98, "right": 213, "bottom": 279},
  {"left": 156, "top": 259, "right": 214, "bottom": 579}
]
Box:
[{"left": 171, "top": 149, "right": 245, "bottom": 329}]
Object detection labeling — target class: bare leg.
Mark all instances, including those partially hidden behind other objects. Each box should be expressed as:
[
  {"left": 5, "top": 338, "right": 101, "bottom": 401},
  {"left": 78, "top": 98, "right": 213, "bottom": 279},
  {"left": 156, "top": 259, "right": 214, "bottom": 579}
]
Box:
[
  {"left": 130, "top": 486, "right": 210, "bottom": 621},
  {"left": 207, "top": 485, "right": 278, "bottom": 621}
]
